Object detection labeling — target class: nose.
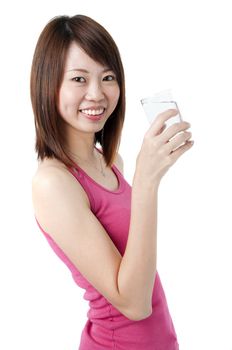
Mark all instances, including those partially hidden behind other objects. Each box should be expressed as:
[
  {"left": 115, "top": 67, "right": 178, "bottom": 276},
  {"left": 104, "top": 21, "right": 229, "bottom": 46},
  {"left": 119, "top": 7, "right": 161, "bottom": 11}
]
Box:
[{"left": 85, "top": 80, "right": 105, "bottom": 101}]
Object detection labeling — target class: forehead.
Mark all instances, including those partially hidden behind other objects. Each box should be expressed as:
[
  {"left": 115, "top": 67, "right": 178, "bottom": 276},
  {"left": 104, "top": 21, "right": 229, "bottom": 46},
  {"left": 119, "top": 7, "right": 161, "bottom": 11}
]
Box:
[{"left": 64, "top": 41, "right": 107, "bottom": 72}]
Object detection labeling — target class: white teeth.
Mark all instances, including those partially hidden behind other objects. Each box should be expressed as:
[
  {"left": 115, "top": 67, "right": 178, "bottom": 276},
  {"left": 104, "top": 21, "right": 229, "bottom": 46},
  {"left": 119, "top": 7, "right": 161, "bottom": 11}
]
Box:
[{"left": 81, "top": 108, "right": 104, "bottom": 115}]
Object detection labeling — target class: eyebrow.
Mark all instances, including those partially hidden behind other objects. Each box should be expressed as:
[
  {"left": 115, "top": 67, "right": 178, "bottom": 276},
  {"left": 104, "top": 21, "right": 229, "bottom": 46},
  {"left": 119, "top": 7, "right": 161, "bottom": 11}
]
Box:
[{"left": 66, "top": 68, "right": 113, "bottom": 73}]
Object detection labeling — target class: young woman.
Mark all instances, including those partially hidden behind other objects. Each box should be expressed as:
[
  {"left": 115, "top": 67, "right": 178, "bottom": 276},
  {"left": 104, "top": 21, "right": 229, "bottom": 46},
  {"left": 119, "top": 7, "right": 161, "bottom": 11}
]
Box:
[{"left": 31, "top": 14, "right": 193, "bottom": 350}]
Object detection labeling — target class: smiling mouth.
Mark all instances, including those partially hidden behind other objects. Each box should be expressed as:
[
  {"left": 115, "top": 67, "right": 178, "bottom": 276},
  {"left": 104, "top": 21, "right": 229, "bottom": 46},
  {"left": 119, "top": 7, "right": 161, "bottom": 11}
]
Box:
[
  {"left": 79, "top": 108, "right": 106, "bottom": 121},
  {"left": 79, "top": 108, "right": 106, "bottom": 116}
]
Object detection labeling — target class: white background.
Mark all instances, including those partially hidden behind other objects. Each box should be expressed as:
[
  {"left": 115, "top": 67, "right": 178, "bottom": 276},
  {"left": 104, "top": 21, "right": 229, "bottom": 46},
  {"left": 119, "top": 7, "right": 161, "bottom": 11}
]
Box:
[{"left": 0, "top": 0, "right": 231, "bottom": 349}]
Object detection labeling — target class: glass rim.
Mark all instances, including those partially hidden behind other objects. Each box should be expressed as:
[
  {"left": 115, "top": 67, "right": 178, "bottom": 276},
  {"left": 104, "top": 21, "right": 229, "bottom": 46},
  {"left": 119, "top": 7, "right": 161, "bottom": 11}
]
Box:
[{"left": 140, "top": 97, "right": 177, "bottom": 105}]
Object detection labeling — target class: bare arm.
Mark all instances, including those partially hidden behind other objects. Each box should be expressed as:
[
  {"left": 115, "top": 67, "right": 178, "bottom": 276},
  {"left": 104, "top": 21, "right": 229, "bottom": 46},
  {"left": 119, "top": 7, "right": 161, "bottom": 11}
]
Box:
[
  {"left": 117, "top": 175, "right": 158, "bottom": 318},
  {"left": 117, "top": 109, "right": 192, "bottom": 318}
]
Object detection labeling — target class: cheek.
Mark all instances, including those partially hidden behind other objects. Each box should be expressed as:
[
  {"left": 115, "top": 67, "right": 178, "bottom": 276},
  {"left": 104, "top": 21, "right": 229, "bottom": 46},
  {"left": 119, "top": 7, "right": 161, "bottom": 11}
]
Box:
[
  {"left": 58, "top": 86, "right": 80, "bottom": 113},
  {"left": 110, "top": 86, "right": 120, "bottom": 107}
]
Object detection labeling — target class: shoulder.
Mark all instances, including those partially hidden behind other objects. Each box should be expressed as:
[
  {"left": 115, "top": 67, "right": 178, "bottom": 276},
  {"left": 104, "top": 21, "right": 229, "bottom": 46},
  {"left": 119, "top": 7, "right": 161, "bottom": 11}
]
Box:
[
  {"left": 32, "top": 157, "right": 90, "bottom": 209},
  {"left": 32, "top": 157, "right": 69, "bottom": 189},
  {"left": 97, "top": 146, "right": 124, "bottom": 174},
  {"left": 114, "top": 152, "right": 124, "bottom": 175}
]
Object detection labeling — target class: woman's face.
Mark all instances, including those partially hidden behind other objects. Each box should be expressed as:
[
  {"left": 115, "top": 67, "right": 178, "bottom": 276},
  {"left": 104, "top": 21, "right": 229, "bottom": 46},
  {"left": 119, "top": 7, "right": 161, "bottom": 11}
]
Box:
[{"left": 58, "top": 41, "right": 120, "bottom": 135}]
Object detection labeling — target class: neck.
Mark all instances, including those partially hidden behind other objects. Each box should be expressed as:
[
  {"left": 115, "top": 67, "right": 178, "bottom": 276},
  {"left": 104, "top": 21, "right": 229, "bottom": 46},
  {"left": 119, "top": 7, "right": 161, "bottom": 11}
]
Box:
[
  {"left": 60, "top": 118, "right": 97, "bottom": 161},
  {"left": 64, "top": 145, "right": 98, "bottom": 163}
]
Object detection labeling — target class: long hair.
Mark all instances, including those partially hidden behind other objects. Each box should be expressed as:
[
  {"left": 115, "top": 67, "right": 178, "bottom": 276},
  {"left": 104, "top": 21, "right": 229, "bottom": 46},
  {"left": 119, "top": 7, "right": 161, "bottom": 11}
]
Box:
[{"left": 30, "top": 15, "right": 125, "bottom": 168}]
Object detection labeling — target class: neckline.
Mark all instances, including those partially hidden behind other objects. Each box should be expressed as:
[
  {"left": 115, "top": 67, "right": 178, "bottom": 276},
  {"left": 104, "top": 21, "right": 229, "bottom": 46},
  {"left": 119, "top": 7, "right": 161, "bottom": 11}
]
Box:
[{"left": 71, "top": 146, "right": 125, "bottom": 194}]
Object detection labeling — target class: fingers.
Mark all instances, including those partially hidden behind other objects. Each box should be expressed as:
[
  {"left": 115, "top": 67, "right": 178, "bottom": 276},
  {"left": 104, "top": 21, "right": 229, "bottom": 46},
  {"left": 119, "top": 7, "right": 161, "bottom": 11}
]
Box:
[
  {"left": 157, "top": 124, "right": 166, "bottom": 135},
  {"left": 160, "top": 121, "right": 191, "bottom": 143},
  {"left": 145, "top": 109, "right": 179, "bottom": 137},
  {"left": 164, "top": 131, "right": 192, "bottom": 154},
  {"left": 169, "top": 140, "right": 194, "bottom": 162},
  {"left": 143, "top": 107, "right": 194, "bottom": 169}
]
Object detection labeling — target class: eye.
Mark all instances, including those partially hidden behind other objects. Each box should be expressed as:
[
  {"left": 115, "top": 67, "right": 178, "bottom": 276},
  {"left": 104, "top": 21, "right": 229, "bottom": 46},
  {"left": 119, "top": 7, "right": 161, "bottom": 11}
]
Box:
[
  {"left": 103, "top": 75, "right": 116, "bottom": 81},
  {"left": 72, "top": 76, "right": 86, "bottom": 83}
]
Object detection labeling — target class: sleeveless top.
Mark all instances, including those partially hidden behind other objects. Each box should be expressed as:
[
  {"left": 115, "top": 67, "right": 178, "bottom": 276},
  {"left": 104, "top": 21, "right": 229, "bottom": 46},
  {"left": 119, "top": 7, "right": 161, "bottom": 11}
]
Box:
[{"left": 34, "top": 146, "right": 179, "bottom": 350}]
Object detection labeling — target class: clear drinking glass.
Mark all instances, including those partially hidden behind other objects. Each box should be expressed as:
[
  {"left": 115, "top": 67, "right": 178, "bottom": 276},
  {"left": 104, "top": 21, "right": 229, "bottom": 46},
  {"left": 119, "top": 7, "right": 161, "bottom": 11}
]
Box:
[{"left": 140, "top": 89, "right": 182, "bottom": 128}]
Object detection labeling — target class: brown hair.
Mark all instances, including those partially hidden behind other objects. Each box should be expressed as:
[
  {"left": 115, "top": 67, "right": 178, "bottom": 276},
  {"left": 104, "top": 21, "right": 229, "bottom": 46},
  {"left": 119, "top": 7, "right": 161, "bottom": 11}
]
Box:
[{"left": 30, "top": 15, "right": 125, "bottom": 169}]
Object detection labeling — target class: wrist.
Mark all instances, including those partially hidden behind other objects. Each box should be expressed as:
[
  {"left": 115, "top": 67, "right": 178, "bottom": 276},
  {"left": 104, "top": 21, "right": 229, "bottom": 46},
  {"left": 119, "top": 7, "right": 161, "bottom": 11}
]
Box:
[{"left": 132, "top": 172, "right": 160, "bottom": 192}]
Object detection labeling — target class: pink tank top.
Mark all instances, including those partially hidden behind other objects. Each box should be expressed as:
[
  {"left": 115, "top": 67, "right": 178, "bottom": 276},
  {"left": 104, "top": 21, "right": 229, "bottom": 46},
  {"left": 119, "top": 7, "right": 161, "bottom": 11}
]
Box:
[{"left": 34, "top": 147, "right": 179, "bottom": 350}]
